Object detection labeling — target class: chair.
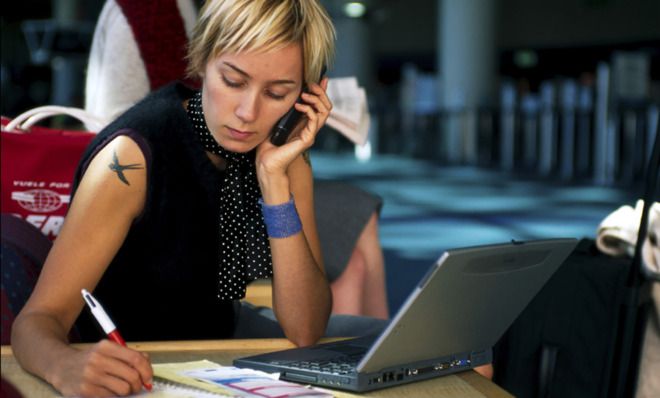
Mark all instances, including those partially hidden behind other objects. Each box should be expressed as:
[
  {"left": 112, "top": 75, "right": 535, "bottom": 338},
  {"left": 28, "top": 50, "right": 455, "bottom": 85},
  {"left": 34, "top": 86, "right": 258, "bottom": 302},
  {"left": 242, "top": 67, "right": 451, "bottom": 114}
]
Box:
[{"left": 1, "top": 214, "right": 52, "bottom": 344}]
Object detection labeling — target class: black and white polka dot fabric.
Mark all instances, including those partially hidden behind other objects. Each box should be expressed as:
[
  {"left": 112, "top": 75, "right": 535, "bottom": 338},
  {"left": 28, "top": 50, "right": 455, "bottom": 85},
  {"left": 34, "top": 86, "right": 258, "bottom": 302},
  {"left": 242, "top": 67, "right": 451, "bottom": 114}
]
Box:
[{"left": 187, "top": 91, "right": 272, "bottom": 300}]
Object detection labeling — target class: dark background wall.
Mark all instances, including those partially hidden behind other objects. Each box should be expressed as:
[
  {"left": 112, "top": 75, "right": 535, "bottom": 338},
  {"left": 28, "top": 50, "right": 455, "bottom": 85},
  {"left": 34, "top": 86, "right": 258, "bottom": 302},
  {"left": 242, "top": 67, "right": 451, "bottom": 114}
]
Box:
[{"left": 2, "top": 0, "right": 659, "bottom": 115}]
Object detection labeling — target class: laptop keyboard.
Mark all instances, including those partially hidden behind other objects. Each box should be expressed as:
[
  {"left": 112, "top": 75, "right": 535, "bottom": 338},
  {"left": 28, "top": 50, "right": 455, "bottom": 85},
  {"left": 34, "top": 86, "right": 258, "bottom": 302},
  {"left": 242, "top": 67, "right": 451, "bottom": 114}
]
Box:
[{"left": 284, "top": 353, "right": 362, "bottom": 375}]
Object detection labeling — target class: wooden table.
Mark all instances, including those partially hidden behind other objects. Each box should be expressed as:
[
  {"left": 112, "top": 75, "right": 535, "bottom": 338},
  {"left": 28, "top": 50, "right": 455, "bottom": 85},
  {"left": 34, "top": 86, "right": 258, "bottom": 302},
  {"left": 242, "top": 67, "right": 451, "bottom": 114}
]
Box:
[{"left": 1, "top": 340, "right": 512, "bottom": 397}]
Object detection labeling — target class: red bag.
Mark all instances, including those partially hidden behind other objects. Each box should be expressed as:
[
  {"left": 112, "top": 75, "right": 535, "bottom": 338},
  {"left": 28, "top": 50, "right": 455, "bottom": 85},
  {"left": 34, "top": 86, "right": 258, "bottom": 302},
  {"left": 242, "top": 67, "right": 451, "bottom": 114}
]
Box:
[{"left": 1, "top": 106, "right": 104, "bottom": 240}]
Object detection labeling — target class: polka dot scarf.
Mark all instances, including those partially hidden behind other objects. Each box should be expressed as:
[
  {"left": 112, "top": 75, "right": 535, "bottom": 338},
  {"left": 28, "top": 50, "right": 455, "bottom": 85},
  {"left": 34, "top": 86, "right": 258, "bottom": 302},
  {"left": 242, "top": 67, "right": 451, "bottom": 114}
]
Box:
[{"left": 187, "top": 91, "right": 272, "bottom": 300}]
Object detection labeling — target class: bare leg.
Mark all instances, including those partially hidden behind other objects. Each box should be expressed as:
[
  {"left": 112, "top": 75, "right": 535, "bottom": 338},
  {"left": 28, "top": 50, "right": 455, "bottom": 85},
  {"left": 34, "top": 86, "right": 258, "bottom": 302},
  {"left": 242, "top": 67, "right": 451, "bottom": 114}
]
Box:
[
  {"left": 356, "top": 213, "right": 389, "bottom": 319},
  {"left": 330, "top": 248, "right": 367, "bottom": 315},
  {"left": 329, "top": 212, "right": 389, "bottom": 319}
]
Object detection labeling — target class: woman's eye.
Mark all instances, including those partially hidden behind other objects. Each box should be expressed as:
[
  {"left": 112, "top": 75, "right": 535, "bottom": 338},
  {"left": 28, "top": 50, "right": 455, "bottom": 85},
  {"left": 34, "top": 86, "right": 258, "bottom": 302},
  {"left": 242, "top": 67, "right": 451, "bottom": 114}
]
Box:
[
  {"left": 222, "top": 75, "right": 244, "bottom": 88},
  {"left": 266, "top": 91, "right": 286, "bottom": 101}
]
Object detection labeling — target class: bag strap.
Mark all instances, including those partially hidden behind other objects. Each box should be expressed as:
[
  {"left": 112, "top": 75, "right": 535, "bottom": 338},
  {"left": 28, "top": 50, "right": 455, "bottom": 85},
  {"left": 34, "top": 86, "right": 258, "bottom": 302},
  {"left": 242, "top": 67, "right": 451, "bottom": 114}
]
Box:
[
  {"left": 4, "top": 105, "right": 105, "bottom": 133},
  {"left": 631, "top": 113, "right": 660, "bottom": 283},
  {"left": 538, "top": 344, "right": 558, "bottom": 398},
  {"left": 610, "top": 111, "right": 659, "bottom": 398}
]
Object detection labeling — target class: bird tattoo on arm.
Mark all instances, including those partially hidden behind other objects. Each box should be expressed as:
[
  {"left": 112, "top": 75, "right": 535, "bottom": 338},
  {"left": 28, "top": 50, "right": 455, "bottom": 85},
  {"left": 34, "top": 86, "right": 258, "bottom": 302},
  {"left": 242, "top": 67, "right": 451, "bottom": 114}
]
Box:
[{"left": 108, "top": 150, "right": 143, "bottom": 186}]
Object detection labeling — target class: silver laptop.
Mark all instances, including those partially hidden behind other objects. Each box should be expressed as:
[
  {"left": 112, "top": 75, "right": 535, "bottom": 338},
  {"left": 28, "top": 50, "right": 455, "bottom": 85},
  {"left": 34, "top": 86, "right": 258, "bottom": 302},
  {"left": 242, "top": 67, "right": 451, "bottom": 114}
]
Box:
[{"left": 234, "top": 238, "right": 577, "bottom": 392}]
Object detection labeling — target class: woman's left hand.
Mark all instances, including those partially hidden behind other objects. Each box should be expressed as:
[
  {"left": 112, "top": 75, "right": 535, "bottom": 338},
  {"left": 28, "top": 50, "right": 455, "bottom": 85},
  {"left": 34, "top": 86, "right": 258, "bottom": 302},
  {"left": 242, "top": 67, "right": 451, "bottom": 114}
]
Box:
[{"left": 255, "top": 77, "right": 332, "bottom": 176}]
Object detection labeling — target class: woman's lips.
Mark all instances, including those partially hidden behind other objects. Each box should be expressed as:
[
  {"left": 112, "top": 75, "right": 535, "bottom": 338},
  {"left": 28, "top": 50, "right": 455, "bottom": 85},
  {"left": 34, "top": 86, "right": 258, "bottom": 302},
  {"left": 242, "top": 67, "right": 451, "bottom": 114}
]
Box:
[{"left": 227, "top": 126, "right": 255, "bottom": 140}]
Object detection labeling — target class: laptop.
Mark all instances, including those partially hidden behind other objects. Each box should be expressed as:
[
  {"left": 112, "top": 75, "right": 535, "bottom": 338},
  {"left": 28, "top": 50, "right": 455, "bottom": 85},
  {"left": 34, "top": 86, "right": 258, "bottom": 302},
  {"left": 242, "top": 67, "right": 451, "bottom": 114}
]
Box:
[{"left": 234, "top": 238, "right": 578, "bottom": 392}]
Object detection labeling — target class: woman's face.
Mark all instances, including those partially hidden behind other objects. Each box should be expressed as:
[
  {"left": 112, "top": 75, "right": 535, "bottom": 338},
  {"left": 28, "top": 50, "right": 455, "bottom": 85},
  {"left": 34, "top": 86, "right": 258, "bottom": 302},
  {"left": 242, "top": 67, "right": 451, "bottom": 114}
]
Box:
[{"left": 201, "top": 43, "right": 304, "bottom": 153}]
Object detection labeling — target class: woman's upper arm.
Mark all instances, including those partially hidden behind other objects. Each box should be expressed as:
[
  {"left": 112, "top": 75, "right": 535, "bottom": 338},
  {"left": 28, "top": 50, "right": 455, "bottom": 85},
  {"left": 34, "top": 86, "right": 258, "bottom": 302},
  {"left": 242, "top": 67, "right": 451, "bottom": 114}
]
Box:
[
  {"left": 287, "top": 152, "right": 324, "bottom": 273},
  {"left": 20, "top": 135, "right": 148, "bottom": 330}
]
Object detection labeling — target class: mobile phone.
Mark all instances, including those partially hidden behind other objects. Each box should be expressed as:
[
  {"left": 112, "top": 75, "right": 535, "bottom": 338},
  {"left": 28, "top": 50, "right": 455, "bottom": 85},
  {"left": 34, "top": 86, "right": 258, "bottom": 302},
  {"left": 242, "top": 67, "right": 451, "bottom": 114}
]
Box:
[{"left": 270, "top": 66, "right": 327, "bottom": 146}]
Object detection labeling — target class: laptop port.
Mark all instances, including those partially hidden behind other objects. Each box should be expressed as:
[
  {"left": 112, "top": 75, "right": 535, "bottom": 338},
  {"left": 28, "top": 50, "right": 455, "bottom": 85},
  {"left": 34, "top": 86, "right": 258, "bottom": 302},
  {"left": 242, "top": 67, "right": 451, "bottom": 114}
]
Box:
[
  {"left": 434, "top": 362, "right": 451, "bottom": 370},
  {"left": 417, "top": 366, "right": 435, "bottom": 375},
  {"left": 283, "top": 372, "right": 317, "bottom": 383},
  {"left": 396, "top": 373, "right": 403, "bottom": 381},
  {"left": 409, "top": 366, "right": 435, "bottom": 376}
]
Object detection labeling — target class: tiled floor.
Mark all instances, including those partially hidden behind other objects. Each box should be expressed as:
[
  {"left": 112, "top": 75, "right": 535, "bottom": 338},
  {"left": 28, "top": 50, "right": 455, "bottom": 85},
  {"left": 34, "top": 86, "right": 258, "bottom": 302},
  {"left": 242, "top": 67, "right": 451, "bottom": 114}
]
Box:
[{"left": 311, "top": 150, "right": 640, "bottom": 312}]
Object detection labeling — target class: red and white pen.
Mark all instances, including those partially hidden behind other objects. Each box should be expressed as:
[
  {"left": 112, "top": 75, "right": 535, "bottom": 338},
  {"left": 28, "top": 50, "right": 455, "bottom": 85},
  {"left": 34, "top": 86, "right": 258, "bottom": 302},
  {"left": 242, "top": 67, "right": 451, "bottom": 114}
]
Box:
[{"left": 81, "top": 289, "right": 152, "bottom": 391}]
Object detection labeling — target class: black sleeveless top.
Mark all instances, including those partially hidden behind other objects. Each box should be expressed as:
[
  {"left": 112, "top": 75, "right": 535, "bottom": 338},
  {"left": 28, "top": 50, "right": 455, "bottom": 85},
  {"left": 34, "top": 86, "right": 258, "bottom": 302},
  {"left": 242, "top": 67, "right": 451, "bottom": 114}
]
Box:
[{"left": 73, "top": 83, "right": 237, "bottom": 341}]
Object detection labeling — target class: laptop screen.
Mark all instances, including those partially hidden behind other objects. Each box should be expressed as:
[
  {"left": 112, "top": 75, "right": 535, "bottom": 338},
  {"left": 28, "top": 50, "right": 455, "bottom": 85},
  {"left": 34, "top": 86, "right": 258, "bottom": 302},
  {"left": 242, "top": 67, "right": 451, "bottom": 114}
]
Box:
[{"left": 358, "top": 238, "right": 577, "bottom": 373}]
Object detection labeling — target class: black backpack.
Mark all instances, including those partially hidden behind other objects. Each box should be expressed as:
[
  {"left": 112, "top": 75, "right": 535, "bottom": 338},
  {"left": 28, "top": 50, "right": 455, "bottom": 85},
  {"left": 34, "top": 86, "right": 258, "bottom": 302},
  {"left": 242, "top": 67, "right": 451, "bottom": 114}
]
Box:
[{"left": 493, "top": 120, "right": 659, "bottom": 398}]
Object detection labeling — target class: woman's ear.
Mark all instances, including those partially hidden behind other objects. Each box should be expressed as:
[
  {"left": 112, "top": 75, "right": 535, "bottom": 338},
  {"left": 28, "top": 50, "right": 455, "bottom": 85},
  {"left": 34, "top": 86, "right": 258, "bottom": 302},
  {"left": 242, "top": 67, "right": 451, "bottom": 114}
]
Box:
[{"left": 198, "top": 63, "right": 206, "bottom": 79}]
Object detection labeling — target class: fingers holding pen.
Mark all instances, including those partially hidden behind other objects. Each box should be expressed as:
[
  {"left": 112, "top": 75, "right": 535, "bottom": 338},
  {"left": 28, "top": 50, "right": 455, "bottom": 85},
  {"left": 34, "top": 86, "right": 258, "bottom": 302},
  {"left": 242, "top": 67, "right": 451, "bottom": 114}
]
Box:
[
  {"left": 73, "top": 340, "right": 153, "bottom": 397},
  {"left": 98, "top": 356, "right": 144, "bottom": 395},
  {"left": 79, "top": 290, "right": 153, "bottom": 393},
  {"left": 99, "top": 340, "right": 153, "bottom": 392}
]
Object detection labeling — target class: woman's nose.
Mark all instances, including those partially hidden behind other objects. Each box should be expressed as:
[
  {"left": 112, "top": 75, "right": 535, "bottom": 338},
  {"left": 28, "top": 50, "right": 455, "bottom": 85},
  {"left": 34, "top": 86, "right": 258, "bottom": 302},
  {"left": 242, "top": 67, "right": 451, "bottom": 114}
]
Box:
[{"left": 235, "top": 93, "right": 259, "bottom": 123}]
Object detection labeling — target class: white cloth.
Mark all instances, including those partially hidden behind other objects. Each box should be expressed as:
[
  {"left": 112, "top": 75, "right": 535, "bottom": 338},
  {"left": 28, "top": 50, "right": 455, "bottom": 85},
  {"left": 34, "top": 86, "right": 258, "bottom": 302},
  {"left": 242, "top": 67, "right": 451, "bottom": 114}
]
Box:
[
  {"left": 84, "top": 0, "right": 149, "bottom": 127},
  {"left": 84, "top": 0, "right": 196, "bottom": 130},
  {"left": 596, "top": 200, "right": 660, "bottom": 277}
]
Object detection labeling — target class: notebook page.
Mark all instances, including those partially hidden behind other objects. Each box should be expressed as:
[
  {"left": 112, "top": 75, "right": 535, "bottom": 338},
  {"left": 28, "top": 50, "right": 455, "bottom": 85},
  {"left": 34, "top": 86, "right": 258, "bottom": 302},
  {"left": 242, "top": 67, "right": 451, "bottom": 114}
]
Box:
[
  {"left": 127, "top": 382, "right": 225, "bottom": 397},
  {"left": 184, "top": 366, "right": 332, "bottom": 397},
  {"left": 151, "top": 360, "right": 332, "bottom": 397},
  {"left": 151, "top": 360, "right": 239, "bottom": 396}
]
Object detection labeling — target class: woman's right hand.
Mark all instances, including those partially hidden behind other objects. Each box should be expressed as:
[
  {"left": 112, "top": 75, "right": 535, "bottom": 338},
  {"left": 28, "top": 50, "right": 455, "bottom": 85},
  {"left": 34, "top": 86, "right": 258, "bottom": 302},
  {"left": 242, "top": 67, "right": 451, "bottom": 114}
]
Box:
[
  {"left": 49, "top": 340, "right": 152, "bottom": 397},
  {"left": 10, "top": 135, "right": 150, "bottom": 396}
]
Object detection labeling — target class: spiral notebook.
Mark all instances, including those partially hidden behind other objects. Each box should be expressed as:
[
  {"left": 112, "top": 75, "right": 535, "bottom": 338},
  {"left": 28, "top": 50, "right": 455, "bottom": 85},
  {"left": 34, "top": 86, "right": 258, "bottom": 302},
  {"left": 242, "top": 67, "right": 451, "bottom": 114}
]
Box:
[{"left": 128, "top": 360, "right": 333, "bottom": 397}]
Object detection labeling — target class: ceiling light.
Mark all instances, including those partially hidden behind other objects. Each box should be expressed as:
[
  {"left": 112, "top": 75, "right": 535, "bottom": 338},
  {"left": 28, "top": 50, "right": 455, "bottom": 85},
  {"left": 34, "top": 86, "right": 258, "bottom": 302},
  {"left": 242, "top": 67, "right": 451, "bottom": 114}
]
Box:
[{"left": 344, "top": 2, "right": 366, "bottom": 18}]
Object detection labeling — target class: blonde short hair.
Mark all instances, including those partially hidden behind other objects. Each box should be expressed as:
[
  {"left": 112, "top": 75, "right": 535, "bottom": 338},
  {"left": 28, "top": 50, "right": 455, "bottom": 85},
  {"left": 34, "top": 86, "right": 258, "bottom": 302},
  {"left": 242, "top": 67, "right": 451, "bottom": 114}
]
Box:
[{"left": 187, "top": 0, "right": 335, "bottom": 85}]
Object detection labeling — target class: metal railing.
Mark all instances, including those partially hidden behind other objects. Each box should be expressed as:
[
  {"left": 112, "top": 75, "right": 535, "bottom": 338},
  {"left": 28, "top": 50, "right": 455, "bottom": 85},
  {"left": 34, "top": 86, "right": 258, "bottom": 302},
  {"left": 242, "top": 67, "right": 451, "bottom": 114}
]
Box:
[{"left": 375, "top": 90, "right": 658, "bottom": 187}]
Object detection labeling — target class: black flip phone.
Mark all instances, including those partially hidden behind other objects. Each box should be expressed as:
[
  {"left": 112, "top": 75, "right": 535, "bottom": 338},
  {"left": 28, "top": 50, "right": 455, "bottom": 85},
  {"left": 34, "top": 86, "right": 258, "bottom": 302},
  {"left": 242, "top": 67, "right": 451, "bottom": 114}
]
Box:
[{"left": 270, "top": 66, "right": 327, "bottom": 146}]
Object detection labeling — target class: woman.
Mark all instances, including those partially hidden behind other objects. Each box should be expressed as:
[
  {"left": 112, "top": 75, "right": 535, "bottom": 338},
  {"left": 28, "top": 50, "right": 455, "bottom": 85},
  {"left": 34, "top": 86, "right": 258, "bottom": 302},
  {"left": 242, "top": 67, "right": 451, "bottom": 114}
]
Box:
[
  {"left": 11, "top": 0, "right": 337, "bottom": 396},
  {"left": 83, "top": 0, "right": 389, "bottom": 321}
]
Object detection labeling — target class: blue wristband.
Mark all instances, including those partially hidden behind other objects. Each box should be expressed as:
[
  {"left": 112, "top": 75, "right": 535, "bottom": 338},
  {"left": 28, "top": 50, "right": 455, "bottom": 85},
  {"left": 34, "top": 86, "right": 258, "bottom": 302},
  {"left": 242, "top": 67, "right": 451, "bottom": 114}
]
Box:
[{"left": 259, "top": 195, "right": 303, "bottom": 238}]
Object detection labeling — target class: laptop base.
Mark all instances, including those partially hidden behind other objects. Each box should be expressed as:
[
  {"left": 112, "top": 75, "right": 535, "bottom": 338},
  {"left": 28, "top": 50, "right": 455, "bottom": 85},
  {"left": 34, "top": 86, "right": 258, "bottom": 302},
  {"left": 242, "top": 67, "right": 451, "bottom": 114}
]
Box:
[{"left": 234, "top": 339, "right": 491, "bottom": 392}]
